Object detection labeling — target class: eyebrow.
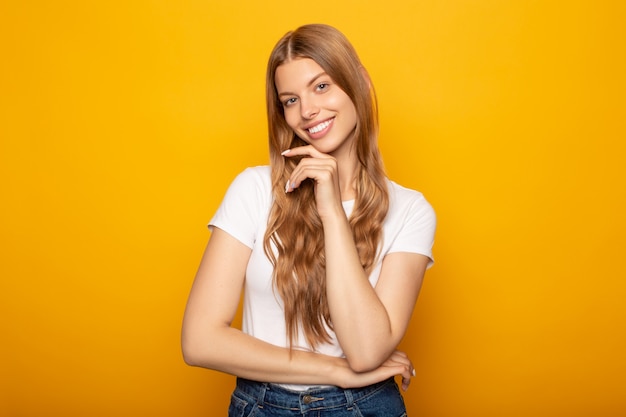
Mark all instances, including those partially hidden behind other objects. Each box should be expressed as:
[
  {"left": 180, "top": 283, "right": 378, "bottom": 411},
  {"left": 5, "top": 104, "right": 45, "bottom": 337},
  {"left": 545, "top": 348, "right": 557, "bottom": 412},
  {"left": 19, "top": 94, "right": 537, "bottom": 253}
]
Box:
[{"left": 277, "top": 71, "right": 328, "bottom": 97}]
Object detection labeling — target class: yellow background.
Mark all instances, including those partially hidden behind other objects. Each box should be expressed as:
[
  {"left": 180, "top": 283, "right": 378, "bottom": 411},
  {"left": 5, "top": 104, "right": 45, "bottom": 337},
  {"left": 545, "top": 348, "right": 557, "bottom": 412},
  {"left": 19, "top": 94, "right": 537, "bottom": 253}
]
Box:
[{"left": 1, "top": 1, "right": 624, "bottom": 416}]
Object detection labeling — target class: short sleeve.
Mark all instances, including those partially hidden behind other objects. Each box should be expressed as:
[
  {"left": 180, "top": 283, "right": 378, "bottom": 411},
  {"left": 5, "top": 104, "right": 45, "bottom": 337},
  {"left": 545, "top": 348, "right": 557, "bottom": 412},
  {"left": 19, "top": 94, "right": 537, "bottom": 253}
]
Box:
[
  {"left": 387, "top": 189, "right": 437, "bottom": 268},
  {"left": 209, "top": 166, "right": 271, "bottom": 249}
]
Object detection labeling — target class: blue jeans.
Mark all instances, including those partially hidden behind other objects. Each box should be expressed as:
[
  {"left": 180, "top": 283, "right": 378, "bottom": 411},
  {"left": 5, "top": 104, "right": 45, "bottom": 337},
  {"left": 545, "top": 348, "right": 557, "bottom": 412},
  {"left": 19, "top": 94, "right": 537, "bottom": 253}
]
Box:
[{"left": 228, "top": 377, "right": 407, "bottom": 416}]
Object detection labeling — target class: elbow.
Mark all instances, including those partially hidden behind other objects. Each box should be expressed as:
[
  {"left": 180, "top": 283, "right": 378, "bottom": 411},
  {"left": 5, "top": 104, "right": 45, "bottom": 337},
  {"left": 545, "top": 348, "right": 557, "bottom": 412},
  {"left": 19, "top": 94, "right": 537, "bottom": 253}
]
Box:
[
  {"left": 181, "top": 341, "right": 200, "bottom": 367},
  {"left": 181, "top": 321, "right": 229, "bottom": 368},
  {"left": 344, "top": 339, "right": 400, "bottom": 373},
  {"left": 182, "top": 349, "right": 199, "bottom": 367},
  {"left": 347, "top": 361, "right": 377, "bottom": 374},
  {"left": 181, "top": 334, "right": 208, "bottom": 367},
  {"left": 345, "top": 351, "right": 388, "bottom": 373}
]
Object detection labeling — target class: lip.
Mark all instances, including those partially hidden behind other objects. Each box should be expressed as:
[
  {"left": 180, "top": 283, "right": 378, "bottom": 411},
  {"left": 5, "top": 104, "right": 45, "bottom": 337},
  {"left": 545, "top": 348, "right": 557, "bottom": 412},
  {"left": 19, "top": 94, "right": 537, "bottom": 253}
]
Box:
[{"left": 303, "top": 117, "right": 334, "bottom": 140}]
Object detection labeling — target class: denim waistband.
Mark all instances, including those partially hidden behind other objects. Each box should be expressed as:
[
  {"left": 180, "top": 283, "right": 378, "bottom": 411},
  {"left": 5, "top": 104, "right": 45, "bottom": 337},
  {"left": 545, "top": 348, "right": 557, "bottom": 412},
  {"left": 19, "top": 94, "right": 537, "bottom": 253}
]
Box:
[{"left": 235, "top": 377, "right": 395, "bottom": 412}]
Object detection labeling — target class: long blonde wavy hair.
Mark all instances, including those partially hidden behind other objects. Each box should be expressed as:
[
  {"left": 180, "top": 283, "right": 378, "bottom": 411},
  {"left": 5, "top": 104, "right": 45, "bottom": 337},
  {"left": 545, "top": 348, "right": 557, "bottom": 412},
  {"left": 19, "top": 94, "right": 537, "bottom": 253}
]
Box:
[{"left": 263, "top": 24, "right": 389, "bottom": 349}]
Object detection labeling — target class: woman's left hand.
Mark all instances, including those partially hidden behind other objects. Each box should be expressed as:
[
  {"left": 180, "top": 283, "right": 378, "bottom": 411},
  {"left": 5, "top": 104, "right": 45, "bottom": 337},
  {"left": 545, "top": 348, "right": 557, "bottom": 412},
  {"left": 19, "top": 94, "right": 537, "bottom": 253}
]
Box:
[
  {"left": 282, "top": 145, "right": 344, "bottom": 219},
  {"left": 382, "top": 350, "right": 416, "bottom": 392}
]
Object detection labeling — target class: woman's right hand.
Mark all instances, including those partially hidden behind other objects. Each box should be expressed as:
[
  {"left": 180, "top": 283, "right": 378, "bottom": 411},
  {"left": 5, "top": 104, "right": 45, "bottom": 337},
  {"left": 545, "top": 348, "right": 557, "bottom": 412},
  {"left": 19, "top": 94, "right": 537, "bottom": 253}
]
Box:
[{"left": 334, "top": 350, "right": 415, "bottom": 391}]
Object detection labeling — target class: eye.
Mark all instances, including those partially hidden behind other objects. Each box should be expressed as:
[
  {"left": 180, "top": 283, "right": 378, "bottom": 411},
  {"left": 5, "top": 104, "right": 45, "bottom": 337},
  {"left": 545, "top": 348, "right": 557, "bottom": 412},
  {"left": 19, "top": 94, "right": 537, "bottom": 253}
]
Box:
[
  {"left": 316, "top": 83, "right": 329, "bottom": 91},
  {"left": 283, "top": 97, "right": 297, "bottom": 107}
]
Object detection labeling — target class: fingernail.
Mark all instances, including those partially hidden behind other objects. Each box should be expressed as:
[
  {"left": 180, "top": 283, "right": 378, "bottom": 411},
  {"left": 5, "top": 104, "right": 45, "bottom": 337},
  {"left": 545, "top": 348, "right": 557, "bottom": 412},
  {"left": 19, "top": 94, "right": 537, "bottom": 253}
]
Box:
[
  {"left": 281, "top": 149, "right": 290, "bottom": 156},
  {"left": 285, "top": 180, "right": 290, "bottom": 193},
  {"left": 412, "top": 369, "right": 416, "bottom": 377}
]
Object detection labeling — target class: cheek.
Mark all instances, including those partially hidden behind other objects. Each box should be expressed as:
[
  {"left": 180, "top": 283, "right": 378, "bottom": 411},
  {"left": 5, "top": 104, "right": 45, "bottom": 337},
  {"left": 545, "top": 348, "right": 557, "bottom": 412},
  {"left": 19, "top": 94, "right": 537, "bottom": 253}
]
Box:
[
  {"left": 283, "top": 109, "right": 300, "bottom": 130},
  {"left": 338, "top": 97, "right": 358, "bottom": 125},
  {"left": 332, "top": 93, "right": 356, "bottom": 116}
]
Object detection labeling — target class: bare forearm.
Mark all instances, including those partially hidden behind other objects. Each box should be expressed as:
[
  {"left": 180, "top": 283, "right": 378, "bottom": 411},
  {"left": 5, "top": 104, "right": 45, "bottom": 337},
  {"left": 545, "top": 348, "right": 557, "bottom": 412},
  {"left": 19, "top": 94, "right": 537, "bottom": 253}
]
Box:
[
  {"left": 182, "top": 323, "right": 412, "bottom": 390},
  {"left": 182, "top": 325, "right": 343, "bottom": 385},
  {"left": 322, "top": 212, "right": 397, "bottom": 370}
]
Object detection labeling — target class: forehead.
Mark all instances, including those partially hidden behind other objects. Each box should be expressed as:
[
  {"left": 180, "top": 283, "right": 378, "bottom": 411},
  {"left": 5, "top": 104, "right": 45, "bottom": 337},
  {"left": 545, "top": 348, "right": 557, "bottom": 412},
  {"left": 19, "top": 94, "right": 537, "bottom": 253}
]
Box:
[{"left": 274, "top": 58, "right": 326, "bottom": 93}]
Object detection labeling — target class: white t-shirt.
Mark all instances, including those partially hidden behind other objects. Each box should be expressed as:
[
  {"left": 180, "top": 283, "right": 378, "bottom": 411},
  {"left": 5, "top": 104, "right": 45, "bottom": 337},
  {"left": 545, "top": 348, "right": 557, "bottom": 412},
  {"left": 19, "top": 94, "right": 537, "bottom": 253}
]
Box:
[{"left": 209, "top": 165, "right": 436, "bottom": 360}]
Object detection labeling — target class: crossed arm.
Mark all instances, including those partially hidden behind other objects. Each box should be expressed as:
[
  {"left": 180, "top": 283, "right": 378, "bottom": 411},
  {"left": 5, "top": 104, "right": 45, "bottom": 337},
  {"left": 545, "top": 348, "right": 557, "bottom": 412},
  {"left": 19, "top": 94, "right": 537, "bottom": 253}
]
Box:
[
  {"left": 181, "top": 226, "right": 426, "bottom": 390},
  {"left": 182, "top": 147, "right": 428, "bottom": 389}
]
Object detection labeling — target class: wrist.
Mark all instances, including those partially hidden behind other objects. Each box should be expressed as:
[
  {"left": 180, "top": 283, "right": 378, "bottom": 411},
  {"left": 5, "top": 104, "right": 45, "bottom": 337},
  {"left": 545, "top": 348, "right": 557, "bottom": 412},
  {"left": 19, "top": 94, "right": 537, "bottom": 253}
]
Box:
[
  {"left": 319, "top": 204, "right": 350, "bottom": 228},
  {"left": 327, "top": 357, "right": 346, "bottom": 388}
]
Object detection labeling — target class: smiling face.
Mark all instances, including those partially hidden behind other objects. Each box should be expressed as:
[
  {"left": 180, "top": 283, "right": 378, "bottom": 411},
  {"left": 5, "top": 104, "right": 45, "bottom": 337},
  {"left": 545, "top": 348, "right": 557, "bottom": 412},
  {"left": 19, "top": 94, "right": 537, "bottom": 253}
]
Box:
[{"left": 274, "top": 58, "right": 358, "bottom": 158}]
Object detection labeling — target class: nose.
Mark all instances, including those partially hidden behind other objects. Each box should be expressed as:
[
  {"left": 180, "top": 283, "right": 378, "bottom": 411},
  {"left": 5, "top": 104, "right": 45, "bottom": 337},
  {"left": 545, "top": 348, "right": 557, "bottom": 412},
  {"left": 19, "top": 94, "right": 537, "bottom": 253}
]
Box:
[{"left": 300, "top": 97, "right": 319, "bottom": 119}]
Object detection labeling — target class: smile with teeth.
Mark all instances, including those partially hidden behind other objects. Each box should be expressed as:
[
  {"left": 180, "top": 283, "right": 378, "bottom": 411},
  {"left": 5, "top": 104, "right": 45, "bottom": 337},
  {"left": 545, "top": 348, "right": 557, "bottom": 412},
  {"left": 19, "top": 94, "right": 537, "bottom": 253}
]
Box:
[{"left": 308, "top": 118, "right": 333, "bottom": 134}]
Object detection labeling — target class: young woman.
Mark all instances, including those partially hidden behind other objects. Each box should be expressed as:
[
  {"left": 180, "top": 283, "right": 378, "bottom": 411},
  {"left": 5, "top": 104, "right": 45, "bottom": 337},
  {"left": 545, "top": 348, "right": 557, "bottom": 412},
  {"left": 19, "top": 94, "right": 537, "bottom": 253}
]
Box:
[{"left": 182, "top": 24, "right": 436, "bottom": 416}]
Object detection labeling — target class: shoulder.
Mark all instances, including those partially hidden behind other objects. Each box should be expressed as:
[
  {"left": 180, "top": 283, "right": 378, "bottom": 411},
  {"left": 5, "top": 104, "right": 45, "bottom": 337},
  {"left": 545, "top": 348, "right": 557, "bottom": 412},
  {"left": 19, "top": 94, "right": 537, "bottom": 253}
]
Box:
[
  {"left": 217, "top": 165, "right": 272, "bottom": 209},
  {"left": 210, "top": 166, "right": 272, "bottom": 243},
  {"left": 385, "top": 179, "right": 436, "bottom": 231},
  {"left": 383, "top": 180, "right": 437, "bottom": 264},
  {"left": 228, "top": 165, "right": 272, "bottom": 194},
  {"left": 387, "top": 180, "right": 434, "bottom": 214},
  {"left": 234, "top": 165, "right": 271, "bottom": 184}
]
